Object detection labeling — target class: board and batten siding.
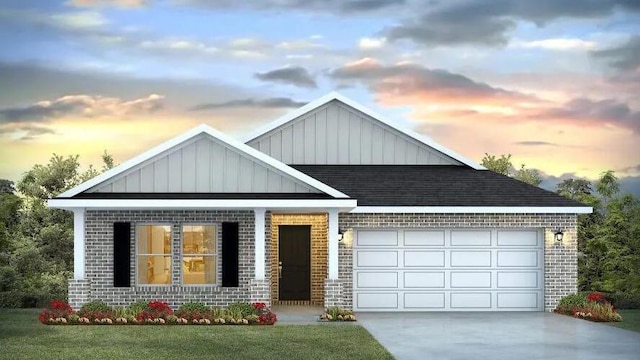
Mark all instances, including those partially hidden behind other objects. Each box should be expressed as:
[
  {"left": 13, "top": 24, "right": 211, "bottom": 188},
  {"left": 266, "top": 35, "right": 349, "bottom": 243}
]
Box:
[
  {"left": 88, "top": 134, "right": 320, "bottom": 193},
  {"left": 247, "top": 100, "right": 462, "bottom": 165}
]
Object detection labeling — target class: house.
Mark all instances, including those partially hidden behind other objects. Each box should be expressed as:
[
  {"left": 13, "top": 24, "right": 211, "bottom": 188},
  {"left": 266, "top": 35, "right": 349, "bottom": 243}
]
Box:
[{"left": 48, "top": 92, "right": 591, "bottom": 312}]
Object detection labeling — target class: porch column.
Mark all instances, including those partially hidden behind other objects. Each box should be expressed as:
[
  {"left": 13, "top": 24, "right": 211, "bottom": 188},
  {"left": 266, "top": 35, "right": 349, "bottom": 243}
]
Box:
[
  {"left": 72, "top": 208, "right": 86, "bottom": 280},
  {"left": 328, "top": 209, "right": 339, "bottom": 280},
  {"left": 254, "top": 208, "right": 266, "bottom": 280}
]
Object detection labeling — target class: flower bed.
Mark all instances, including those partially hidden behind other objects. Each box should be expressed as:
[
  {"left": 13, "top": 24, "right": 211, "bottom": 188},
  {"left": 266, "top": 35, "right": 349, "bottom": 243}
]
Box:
[
  {"left": 319, "top": 307, "right": 356, "bottom": 322},
  {"left": 554, "top": 292, "right": 622, "bottom": 322},
  {"left": 39, "top": 300, "right": 277, "bottom": 325}
]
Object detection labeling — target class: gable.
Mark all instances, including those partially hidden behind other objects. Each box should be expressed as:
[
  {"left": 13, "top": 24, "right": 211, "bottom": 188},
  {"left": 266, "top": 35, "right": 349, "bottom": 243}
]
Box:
[
  {"left": 87, "top": 133, "right": 322, "bottom": 194},
  {"left": 245, "top": 96, "right": 468, "bottom": 166}
]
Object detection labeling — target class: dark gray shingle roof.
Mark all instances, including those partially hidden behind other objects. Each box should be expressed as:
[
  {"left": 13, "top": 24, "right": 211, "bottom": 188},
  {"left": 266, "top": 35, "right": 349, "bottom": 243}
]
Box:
[{"left": 292, "top": 165, "right": 586, "bottom": 207}]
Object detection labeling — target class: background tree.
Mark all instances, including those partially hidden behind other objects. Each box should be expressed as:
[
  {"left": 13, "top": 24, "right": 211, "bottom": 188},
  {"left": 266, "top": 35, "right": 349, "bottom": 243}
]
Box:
[
  {"left": 0, "top": 152, "right": 114, "bottom": 307},
  {"left": 481, "top": 153, "right": 541, "bottom": 186}
]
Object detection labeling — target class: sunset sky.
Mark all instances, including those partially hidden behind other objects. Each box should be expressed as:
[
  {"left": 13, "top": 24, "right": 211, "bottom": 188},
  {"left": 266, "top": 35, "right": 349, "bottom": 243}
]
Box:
[{"left": 1, "top": 0, "right": 639, "bottom": 194}]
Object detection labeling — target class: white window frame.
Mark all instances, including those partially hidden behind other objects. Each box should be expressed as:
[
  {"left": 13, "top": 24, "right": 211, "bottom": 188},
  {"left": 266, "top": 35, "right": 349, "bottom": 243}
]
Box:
[
  {"left": 135, "top": 223, "right": 173, "bottom": 286},
  {"left": 180, "top": 223, "right": 219, "bottom": 286}
]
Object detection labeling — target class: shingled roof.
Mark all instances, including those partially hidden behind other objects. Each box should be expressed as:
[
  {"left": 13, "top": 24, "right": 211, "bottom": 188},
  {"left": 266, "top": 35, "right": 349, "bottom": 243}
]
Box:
[{"left": 292, "top": 165, "right": 585, "bottom": 207}]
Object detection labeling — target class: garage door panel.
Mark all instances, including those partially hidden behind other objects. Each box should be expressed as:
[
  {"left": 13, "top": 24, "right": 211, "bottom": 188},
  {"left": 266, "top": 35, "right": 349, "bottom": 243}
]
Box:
[
  {"left": 404, "top": 230, "right": 445, "bottom": 246},
  {"left": 404, "top": 272, "right": 445, "bottom": 288},
  {"left": 450, "top": 272, "right": 492, "bottom": 288},
  {"left": 357, "top": 230, "right": 398, "bottom": 246},
  {"left": 497, "top": 251, "right": 538, "bottom": 267},
  {"left": 451, "top": 292, "right": 492, "bottom": 309},
  {"left": 497, "top": 230, "right": 539, "bottom": 246},
  {"left": 450, "top": 251, "right": 491, "bottom": 267},
  {"left": 404, "top": 251, "right": 445, "bottom": 267},
  {"left": 357, "top": 293, "right": 398, "bottom": 309},
  {"left": 353, "top": 229, "right": 543, "bottom": 312},
  {"left": 357, "top": 272, "right": 398, "bottom": 288},
  {"left": 357, "top": 250, "right": 398, "bottom": 267},
  {"left": 451, "top": 230, "right": 492, "bottom": 246},
  {"left": 497, "top": 292, "right": 538, "bottom": 309},
  {"left": 404, "top": 293, "right": 445, "bottom": 309},
  {"left": 497, "top": 272, "right": 538, "bottom": 288}
]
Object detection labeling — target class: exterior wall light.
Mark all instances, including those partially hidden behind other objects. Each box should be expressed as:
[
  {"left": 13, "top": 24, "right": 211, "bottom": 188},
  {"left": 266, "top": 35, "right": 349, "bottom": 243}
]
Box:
[
  {"left": 337, "top": 229, "right": 344, "bottom": 242},
  {"left": 554, "top": 230, "right": 564, "bottom": 242}
]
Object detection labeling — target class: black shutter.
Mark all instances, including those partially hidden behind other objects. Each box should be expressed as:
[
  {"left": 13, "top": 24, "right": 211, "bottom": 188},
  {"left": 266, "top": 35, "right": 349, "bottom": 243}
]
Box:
[
  {"left": 221, "top": 222, "right": 239, "bottom": 287},
  {"left": 113, "top": 222, "right": 131, "bottom": 287}
]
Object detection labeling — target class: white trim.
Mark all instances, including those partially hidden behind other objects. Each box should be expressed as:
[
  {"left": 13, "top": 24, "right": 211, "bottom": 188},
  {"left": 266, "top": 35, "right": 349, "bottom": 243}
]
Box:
[
  {"left": 48, "top": 198, "right": 357, "bottom": 210},
  {"left": 56, "top": 124, "right": 349, "bottom": 199},
  {"left": 327, "top": 208, "right": 339, "bottom": 280},
  {"left": 242, "top": 91, "right": 484, "bottom": 170},
  {"left": 72, "top": 208, "right": 85, "bottom": 280},
  {"left": 350, "top": 206, "right": 593, "bottom": 214},
  {"left": 254, "top": 208, "right": 266, "bottom": 280}
]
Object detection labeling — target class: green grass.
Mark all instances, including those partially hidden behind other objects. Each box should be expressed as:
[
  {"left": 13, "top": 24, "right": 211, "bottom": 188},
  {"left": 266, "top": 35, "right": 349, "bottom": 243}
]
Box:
[
  {"left": 607, "top": 309, "right": 640, "bottom": 333},
  {"left": 0, "top": 309, "right": 393, "bottom": 360}
]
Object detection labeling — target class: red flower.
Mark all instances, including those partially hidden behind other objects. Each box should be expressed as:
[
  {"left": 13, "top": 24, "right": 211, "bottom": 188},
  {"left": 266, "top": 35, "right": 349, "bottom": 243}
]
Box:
[
  {"left": 252, "top": 302, "right": 266, "bottom": 311},
  {"left": 587, "top": 292, "right": 605, "bottom": 303}
]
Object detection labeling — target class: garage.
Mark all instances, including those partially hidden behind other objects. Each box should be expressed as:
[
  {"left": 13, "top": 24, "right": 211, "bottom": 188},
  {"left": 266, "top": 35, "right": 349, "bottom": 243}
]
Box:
[{"left": 353, "top": 229, "right": 544, "bottom": 311}]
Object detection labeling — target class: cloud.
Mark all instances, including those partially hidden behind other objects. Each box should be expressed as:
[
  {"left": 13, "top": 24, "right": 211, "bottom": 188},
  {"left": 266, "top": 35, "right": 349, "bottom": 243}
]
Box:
[
  {"left": 385, "top": 0, "right": 640, "bottom": 46},
  {"left": 254, "top": 66, "right": 317, "bottom": 88},
  {"left": 189, "top": 97, "right": 307, "bottom": 111},
  {"left": 66, "top": 0, "right": 147, "bottom": 7},
  {"left": 538, "top": 171, "right": 640, "bottom": 197},
  {"left": 358, "top": 37, "right": 387, "bottom": 50},
  {"left": 534, "top": 97, "right": 640, "bottom": 134},
  {"left": 0, "top": 94, "right": 164, "bottom": 124},
  {"left": 513, "top": 38, "right": 597, "bottom": 51},
  {"left": 0, "top": 124, "right": 57, "bottom": 141},
  {"left": 182, "top": 0, "right": 406, "bottom": 13},
  {"left": 514, "top": 141, "right": 561, "bottom": 147},
  {"left": 592, "top": 35, "right": 640, "bottom": 71},
  {"left": 328, "top": 58, "right": 537, "bottom": 105}
]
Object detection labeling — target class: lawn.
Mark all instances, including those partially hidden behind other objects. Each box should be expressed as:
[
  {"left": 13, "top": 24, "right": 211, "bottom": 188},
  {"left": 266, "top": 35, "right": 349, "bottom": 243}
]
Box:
[
  {"left": 0, "top": 309, "right": 393, "bottom": 360},
  {"left": 607, "top": 309, "right": 640, "bottom": 333}
]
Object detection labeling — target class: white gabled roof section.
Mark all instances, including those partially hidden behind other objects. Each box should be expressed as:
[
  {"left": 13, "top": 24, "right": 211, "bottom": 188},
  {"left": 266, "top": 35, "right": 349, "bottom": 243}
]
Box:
[
  {"left": 57, "top": 124, "right": 350, "bottom": 199},
  {"left": 243, "top": 91, "right": 485, "bottom": 170}
]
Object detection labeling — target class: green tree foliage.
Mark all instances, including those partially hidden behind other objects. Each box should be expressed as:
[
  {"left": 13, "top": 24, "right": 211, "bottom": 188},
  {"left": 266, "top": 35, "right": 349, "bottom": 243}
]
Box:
[
  {"left": 0, "top": 152, "right": 114, "bottom": 307},
  {"left": 481, "top": 153, "right": 541, "bottom": 186},
  {"left": 557, "top": 171, "right": 640, "bottom": 296}
]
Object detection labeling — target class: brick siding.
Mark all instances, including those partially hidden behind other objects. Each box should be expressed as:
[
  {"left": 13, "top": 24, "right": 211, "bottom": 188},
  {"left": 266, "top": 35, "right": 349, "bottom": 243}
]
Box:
[{"left": 337, "top": 213, "right": 578, "bottom": 312}]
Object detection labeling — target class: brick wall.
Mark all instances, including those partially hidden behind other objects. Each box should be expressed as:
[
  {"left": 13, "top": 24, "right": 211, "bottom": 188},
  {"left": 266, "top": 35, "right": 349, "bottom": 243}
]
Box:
[
  {"left": 269, "top": 213, "right": 328, "bottom": 305},
  {"left": 73, "top": 210, "right": 259, "bottom": 309},
  {"left": 337, "top": 213, "right": 578, "bottom": 312}
]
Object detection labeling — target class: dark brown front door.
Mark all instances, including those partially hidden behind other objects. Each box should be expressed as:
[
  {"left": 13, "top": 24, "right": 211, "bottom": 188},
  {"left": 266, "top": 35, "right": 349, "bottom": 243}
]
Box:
[{"left": 278, "top": 225, "right": 311, "bottom": 301}]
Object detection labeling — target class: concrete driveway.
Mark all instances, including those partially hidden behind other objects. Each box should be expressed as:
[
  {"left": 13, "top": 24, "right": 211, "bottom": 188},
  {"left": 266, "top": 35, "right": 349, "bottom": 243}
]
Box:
[{"left": 357, "top": 312, "right": 640, "bottom": 360}]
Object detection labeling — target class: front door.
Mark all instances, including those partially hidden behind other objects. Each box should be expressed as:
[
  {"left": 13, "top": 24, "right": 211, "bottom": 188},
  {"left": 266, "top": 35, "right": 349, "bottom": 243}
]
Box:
[{"left": 278, "top": 225, "right": 311, "bottom": 301}]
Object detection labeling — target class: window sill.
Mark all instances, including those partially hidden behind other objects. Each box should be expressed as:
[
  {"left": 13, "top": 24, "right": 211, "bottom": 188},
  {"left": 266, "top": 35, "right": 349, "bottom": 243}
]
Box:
[{"left": 134, "top": 285, "right": 222, "bottom": 293}]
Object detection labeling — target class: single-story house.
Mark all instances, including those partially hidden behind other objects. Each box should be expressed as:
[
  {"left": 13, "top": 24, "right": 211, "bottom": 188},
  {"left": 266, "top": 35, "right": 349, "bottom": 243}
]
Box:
[{"left": 49, "top": 92, "right": 591, "bottom": 312}]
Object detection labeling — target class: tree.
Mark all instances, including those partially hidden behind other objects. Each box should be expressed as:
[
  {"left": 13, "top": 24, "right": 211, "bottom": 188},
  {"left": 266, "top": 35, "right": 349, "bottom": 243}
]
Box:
[
  {"left": 557, "top": 171, "right": 640, "bottom": 295},
  {"left": 481, "top": 153, "right": 512, "bottom": 176},
  {"left": 0, "top": 152, "right": 115, "bottom": 307},
  {"left": 481, "top": 153, "right": 541, "bottom": 186}
]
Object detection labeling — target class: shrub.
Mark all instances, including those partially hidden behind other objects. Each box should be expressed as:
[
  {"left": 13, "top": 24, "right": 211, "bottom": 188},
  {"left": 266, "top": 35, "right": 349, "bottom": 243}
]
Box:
[
  {"left": 136, "top": 300, "right": 173, "bottom": 321},
  {"left": 555, "top": 293, "right": 588, "bottom": 315},
  {"left": 572, "top": 301, "right": 622, "bottom": 322},
  {"left": 227, "top": 302, "right": 257, "bottom": 317},
  {"left": 258, "top": 311, "right": 277, "bottom": 325},
  {"left": 38, "top": 300, "right": 74, "bottom": 324},
  {"left": 178, "top": 302, "right": 210, "bottom": 313},
  {"left": 321, "top": 307, "right": 356, "bottom": 321},
  {"left": 603, "top": 292, "right": 640, "bottom": 309},
  {"left": 128, "top": 300, "right": 149, "bottom": 315}
]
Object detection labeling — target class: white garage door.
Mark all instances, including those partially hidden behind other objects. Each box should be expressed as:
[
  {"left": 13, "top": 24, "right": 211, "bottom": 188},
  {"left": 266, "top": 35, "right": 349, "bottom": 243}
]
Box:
[{"left": 353, "top": 229, "right": 544, "bottom": 311}]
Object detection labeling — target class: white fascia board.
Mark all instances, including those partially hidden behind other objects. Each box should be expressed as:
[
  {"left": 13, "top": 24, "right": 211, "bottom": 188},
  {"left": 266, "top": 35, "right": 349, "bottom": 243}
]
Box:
[
  {"left": 48, "top": 198, "right": 357, "bottom": 210},
  {"left": 350, "top": 206, "right": 593, "bottom": 214},
  {"left": 242, "top": 91, "right": 485, "bottom": 170},
  {"left": 58, "top": 124, "right": 348, "bottom": 199}
]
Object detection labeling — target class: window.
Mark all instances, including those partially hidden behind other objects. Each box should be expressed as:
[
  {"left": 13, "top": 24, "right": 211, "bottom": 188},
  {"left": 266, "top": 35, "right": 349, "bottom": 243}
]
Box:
[
  {"left": 182, "top": 225, "right": 217, "bottom": 285},
  {"left": 136, "top": 225, "right": 172, "bottom": 285}
]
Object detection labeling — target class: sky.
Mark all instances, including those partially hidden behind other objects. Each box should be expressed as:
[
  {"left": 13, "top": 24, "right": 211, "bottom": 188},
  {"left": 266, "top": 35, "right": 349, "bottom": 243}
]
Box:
[{"left": 0, "top": 0, "right": 639, "bottom": 195}]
